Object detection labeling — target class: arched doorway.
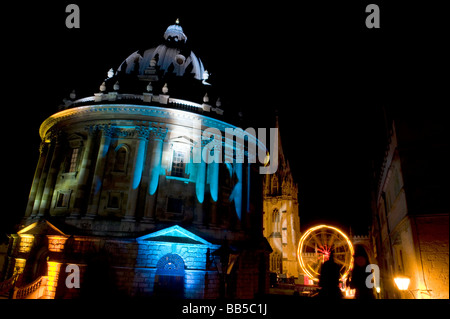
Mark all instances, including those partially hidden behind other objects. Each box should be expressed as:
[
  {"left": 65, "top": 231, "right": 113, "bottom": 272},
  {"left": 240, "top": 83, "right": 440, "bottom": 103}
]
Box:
[{"left": 154, "top": 253, "right": 185, "bottom": 298}]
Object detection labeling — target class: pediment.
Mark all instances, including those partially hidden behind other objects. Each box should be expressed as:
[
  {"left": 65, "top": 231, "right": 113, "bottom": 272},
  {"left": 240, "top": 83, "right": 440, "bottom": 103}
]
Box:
[
  {"left": 18, "top": 220, "right": 67, "bottom": 236},
  {"left": 137, "top": 225, "right": 212, "bottom": 246}
]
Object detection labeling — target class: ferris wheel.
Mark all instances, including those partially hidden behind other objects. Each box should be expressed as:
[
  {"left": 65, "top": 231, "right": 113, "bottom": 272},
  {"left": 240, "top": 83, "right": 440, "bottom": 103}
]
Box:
[{"left": 297, "top": 225, "right": 354, "bottom": 283}]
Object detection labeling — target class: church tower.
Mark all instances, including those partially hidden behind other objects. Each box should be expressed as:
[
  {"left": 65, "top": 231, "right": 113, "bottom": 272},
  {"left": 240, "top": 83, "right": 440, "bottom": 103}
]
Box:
[
  {"left": 0, "top": 20, "right": 271, "bottom": 299},
  {"left": 263, "top": 116, "right": 300, "bottom": 280}
]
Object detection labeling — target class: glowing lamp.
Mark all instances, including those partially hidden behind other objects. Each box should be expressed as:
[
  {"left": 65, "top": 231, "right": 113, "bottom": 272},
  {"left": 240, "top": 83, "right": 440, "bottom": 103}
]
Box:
[{"left": 394, "top": 275, "right": 410, "bottom": 291}]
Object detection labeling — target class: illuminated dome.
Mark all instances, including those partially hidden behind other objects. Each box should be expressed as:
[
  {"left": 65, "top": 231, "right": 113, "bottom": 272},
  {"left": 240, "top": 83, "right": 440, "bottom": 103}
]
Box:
[
  {"left": 111, "top": 20, "right": 208, "bottom": 102},
  {"left": 60, "top": 20, "right": 221, "bottom": 115},
  {"left": 117, "top": 22, "right": 205, "bottom": 81}
]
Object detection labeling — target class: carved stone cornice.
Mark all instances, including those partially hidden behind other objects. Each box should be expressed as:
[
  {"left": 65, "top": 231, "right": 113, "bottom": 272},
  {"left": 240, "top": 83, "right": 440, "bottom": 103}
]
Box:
[{"left": 39, "top": 105, "right": 236, "bottom": 141}]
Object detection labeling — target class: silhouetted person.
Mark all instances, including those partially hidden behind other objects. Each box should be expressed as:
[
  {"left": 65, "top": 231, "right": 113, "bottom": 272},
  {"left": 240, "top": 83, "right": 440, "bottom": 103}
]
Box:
[
  {"left": 318, "top": 251, "right": 342, "bottom": 299},
  {"left": 349, "top": 246, "right": 375, "bottom": 299}
]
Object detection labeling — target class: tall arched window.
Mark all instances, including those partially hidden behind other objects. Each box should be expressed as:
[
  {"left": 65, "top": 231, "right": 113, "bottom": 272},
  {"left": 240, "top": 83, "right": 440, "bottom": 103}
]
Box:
[{"left": 114, "top": 145, "right": 129, "bottom": 173}]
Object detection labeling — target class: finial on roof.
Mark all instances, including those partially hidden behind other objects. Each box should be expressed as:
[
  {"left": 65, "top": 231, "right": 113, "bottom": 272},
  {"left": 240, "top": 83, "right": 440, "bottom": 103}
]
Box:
[
  {"left": 175, "top": 18, "right": 180, "bottom": 25},
  {"left": 162, "top": 83, "right": 169, "bottom": 94},
  {"left": 107, "top": 68, "right": 114, "bottom": 79}
]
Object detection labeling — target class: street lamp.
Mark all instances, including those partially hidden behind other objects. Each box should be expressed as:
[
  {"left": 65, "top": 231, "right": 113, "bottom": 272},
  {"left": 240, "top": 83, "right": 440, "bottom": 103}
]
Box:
[
  {"left": 394, "top": 275, "right": 410, "bottom": 291},
  {"left": 394, "top": 275, "right": 416, "bottom": 299}
]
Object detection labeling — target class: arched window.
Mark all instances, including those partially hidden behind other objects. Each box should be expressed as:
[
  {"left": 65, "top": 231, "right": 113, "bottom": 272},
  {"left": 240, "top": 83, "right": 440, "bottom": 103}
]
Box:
[{"left": 113, "top": 145, "right": 129, "bottom": 173}]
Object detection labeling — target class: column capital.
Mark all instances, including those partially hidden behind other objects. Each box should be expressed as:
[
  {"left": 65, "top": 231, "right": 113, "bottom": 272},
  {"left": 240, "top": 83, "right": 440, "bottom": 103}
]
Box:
[
  {"left": 39, "top": 141, "right": 49, "bottom": 154},
  {"left": 149, "top": 126, "right": 168, "bottom": 141},
  {"left": 97, "top": 124, "right": 116, "bottom": 138},
  {"left": 84, "top": 124, "right": 99, "bottom": 136},
  {"left": 135, "top": 126, "right": 151, "bottom": 140}
]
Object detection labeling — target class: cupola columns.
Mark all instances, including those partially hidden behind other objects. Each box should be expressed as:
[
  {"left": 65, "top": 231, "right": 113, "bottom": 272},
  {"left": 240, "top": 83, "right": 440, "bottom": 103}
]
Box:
[
  {"left": 143, "top": 127, "right": 168, "bottom": 222},
  {"left": 86, "top": 126, "right": 113, "bottom": 218},
  {"left": 123, "top": 128, "right": 149, "bottom": 221},
  {"left": 30, "top": 142, "right": 55, "bottom": 218},
  {"left": 70, "top": 127, "right": 96, "bottom": 219},
  {"left": 25, "top": 142, "right": 50, "bottom": 218},
  {"left": 37, "top": 135, "right": 63, "bottom": 217}
]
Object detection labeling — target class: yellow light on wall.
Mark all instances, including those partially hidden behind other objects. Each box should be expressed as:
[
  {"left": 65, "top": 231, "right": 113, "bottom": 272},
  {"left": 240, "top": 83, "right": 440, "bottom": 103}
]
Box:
[
  {"left": 18, "top": 234, "right": 34, "bottom": 253},
  {"left": 47, "top": 235, "right": 68, "bottom": 252},
  {"left": 15, "top": 258, "right": 27, "bottom": 274},
  {"left": 394, "top": 275, "right": 410, "bottom": 291},
  {"left": 46, "top": 261, "right": 62, "bottom": 299}
]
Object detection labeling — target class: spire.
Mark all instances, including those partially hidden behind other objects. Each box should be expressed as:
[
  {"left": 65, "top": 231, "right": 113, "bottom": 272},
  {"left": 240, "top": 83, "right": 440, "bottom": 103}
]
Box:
[{"left": 274, "top": 113, "right": 288, "bottom": 174}]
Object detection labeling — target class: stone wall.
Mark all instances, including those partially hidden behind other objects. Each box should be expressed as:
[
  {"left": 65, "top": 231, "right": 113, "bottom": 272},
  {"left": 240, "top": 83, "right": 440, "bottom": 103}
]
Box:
[{"left": 414, "top": 215, "right": 449, "bottom": 299}]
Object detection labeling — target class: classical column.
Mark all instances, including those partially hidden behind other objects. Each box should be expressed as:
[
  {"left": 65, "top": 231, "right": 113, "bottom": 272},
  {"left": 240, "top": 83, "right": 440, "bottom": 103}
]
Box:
[
  {"left": 148, "top": 127, "right": 167, "bottom": 196},
  {"left": 142, "top": 126, "right": 167, "bottom": 222},
  {"left": 229, "top": 162, "right": 243, "bottom": 221},
  {"left": 69, "top": 126, "right": 97, "bottom": 218},
  {"left": 38, "top": 134, "right": 63, "bottom": 217},
  {"left": 194, "top": 142, "right": 206, "bottom": 225},
  {"left": 207, "top": 141, "right": 220, "bottom": 226},
  {"left": 31, "top": 140, "right": 55, "bottom": 217},
  {"left": 25, "top": 141, "right": 50, "bottom": 218},
  {"left": 208, "top": 150, "right": 220, "bottom": 203},
  {"left": 85, "top": 125, "right": 114, "bottom": 218},
  {"left": 123, "top": 127, "right": 149, "bottom": 221}
]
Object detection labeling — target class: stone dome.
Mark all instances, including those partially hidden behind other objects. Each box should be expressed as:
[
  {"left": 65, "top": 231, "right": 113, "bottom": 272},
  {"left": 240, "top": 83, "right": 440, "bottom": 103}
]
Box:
[{"left": 117, "top": 21, "right": 206, "bottom": 81}]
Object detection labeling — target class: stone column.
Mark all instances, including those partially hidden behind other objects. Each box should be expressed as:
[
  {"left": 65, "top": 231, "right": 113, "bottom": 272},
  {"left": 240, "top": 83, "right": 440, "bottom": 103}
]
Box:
[
  {"left": 85, "top": 125, "right": 114, "bottom": 218},
  {"left": 69, "top": 126, "right": 97, "bottom": 219},
  {"left": 31, "top": 140, "right": 55, "bottom": 218},
  {"left": 123, "top": 127, "right": 149, "bottom": 221},
  {"left": 143, "top": 126, "right": 167, "bottom": 222},
  {"left": 38, "top": 134, "right": 63, "bottom": 217},
  {"left": 207, "top": 141, "right": 220, "bottom": 226},
  {"left": 229, "top": 162, "right": 243, "bottom": 221},
  {"left": 194, "top": 143, "right": 206, "bottom": 225},
  {"left": 25, "top": 141, "right": 50, "bottom": 218}
]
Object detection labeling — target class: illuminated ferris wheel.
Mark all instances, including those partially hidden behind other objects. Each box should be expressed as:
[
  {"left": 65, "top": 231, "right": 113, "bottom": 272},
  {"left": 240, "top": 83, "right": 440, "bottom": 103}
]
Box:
[{"left": 297, "top": 225, "right": 354, "bottom": 283}]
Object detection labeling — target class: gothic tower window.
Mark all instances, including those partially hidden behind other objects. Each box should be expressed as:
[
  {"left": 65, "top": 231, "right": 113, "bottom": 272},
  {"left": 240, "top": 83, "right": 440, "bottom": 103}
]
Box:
[
  {"left": 272, "top": 208, "right": 280, "bottom": 223},
  {"left": 271, "top": 176, "right": 278, "bottom": 195}
]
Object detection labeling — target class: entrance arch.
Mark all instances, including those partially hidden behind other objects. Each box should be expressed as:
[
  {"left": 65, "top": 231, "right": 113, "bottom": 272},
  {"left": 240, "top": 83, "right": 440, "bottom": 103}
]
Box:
[{"left": 154, "top": 253, "right": 185, "bottom": 298}]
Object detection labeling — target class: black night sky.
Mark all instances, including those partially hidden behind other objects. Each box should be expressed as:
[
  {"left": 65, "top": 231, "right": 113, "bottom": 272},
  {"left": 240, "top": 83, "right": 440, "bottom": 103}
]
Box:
[{"left": 2, "top": 1, "right": 443, "bottom": 237}]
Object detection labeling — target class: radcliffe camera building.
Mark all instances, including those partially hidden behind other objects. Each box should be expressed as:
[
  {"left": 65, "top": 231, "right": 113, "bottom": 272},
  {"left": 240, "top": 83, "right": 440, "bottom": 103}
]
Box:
[{"left": 0, "top": 21, "right": 274, "bottom": 299}]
